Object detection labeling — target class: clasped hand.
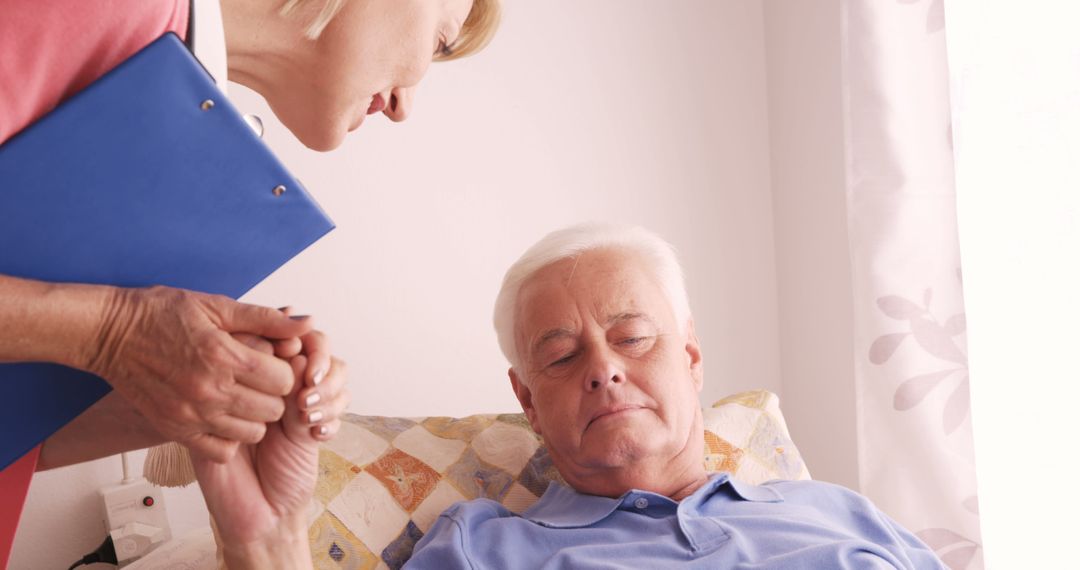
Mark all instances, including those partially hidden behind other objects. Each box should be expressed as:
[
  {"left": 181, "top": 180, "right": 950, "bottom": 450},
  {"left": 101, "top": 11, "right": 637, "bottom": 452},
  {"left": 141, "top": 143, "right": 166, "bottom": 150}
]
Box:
[
  {"left": 194, "top": 333, "right": 349, "bottom": 569},
  {"left": 86, "top": 286, "right": 346, "bottom": 462}
]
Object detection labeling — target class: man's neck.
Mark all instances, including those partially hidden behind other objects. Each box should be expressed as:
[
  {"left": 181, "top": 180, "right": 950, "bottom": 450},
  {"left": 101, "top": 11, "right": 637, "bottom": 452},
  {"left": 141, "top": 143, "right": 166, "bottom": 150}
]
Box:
[
  {"left": 669, "top": 471, "right": 712, "bottom": 501},
  {"left": 568, "top": 461, "right": 710, "bottom": 501},
  {"left": 560, "top": 431, "right": 713, "bottom": 501}
]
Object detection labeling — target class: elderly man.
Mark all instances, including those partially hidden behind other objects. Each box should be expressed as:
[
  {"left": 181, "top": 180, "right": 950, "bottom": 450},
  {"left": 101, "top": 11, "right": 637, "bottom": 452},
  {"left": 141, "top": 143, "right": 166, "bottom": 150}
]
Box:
[{"left": 406, "top": 223, "right": 944, "bottom": 569}]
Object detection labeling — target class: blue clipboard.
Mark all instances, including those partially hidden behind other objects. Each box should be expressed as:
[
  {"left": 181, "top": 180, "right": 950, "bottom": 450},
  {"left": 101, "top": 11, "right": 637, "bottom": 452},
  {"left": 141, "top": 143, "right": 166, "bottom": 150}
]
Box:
[{"left": 0, "top": 33, "right": 336, "bottom": 470}]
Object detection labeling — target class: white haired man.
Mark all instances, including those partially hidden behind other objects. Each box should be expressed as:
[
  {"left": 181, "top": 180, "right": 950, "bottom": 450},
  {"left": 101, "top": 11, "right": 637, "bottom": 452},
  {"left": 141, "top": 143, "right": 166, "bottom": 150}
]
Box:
[{"left": 406, "top": 223, "right": 945, "bottom": 568}]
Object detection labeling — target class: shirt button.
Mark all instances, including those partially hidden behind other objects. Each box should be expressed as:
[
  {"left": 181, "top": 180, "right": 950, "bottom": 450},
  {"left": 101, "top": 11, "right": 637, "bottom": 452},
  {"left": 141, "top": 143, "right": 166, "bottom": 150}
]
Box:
[{"left": 633, "top": 497, "right": 649, "bottom": 509}]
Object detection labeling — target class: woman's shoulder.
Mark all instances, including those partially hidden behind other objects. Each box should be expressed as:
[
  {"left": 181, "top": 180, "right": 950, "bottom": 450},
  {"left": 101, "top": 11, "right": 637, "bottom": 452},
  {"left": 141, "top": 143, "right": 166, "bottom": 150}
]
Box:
[{"left": 0, "top": 0, "right": 190, "bottom": 143}]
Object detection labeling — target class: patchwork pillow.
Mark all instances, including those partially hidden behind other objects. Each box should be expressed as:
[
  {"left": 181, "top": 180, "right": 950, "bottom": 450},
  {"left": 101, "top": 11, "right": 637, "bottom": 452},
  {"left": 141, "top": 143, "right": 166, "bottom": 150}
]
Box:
[{"left": 300, "top": 389, "right": 809, "bottom": 569}]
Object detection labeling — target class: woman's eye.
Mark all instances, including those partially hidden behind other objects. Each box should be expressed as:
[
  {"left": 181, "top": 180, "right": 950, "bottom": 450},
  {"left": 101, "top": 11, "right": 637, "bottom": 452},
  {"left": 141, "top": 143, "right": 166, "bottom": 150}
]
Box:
[{"left": 619, "top": 337, "right": 645, "bottom": 346}]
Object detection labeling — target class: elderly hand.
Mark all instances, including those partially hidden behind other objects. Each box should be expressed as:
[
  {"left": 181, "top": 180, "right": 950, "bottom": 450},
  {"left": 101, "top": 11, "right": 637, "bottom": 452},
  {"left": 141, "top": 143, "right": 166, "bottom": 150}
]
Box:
[
  {"left": 81, "top": 285, "right": 314, "bottom": 463},
  {"left": 193, "top": 338, "right": 349, "bottom": 570}
]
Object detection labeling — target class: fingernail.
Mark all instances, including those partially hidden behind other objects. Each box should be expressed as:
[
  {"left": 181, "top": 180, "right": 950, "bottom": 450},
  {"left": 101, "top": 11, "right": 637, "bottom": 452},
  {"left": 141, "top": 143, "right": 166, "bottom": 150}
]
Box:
[
  {"left": 289, "top": 315, "right": 311, "bottom": 321},
  {"left": 318, "top": 425, "right": 329, "bottom": 436},
  {"left": 305, "top": 392, "right": 321, "bottom": 408},
  {"left": 308, "top": 410, "right": 324, "bottom": 424},
  {"left": 313, "top": 368, "right": 326, "bottom": 385}
]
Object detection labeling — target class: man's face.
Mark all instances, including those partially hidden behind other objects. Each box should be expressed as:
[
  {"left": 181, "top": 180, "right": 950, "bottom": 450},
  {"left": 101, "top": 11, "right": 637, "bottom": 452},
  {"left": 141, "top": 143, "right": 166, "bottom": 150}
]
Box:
[{"left": 509, "top": 248, "right": 704, "bottom": 493}]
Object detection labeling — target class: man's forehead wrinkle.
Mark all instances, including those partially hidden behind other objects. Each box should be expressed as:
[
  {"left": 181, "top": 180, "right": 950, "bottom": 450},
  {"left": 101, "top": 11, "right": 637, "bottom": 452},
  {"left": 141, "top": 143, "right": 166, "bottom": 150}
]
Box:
[
  {"left": 514, "top": 251, "right": 659, "bottom": 362},
  {"left": 563, "top": 255, "right": 582, "bottom": 287},
  {"left": 513, "top": 268, "right": 567, "bottom": 359},
  {"left": 532, "top": 327, "right": 575, "bottom": 353},
  {"left": 529, "top": 310, "right": 654, "bottom": 354},
  {"left": 606, "top": 311, "right": 654, "bottom": 327},
  {"left": 559, "top": 249, "right": 631, "bottom": 288}
]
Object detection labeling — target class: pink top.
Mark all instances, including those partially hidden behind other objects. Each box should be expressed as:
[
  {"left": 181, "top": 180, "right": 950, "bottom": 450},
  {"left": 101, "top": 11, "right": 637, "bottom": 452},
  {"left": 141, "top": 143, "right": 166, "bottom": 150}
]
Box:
[
  {"left": 0, "top": 2, "right": 188, "bottom": 566},
  {"left": 0, "top": 0, "right": 189, "bottom": 143}
]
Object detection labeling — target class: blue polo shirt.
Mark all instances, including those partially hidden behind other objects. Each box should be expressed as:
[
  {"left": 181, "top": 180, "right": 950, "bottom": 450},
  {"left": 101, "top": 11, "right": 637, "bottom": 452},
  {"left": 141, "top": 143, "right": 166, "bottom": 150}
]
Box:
[{"left": 405, "top": 473, "right": 945, "bottom": 569}]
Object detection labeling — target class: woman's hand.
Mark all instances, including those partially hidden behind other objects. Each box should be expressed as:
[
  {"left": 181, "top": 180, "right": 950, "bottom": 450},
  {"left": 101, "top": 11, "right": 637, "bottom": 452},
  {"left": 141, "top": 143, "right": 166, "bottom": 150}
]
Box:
[
  {"left": 82, "top": 285, "right": 314, "bottom": 463},
  {"left": 193, "top": 346, "right": 349, "bottom": 570},
  {"left": 291, "top": 327, "right": 349, "bottom": 442}
]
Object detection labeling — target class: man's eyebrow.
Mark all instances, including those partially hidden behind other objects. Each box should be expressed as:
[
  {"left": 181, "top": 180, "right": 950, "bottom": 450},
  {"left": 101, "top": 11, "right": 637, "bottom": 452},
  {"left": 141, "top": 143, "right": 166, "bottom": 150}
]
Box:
[
  {"left": 532, "top": 328, "right": 575, "bottom": 353},
  {"left": 606, "top": 312, "right": 655, "bottom": 327}
]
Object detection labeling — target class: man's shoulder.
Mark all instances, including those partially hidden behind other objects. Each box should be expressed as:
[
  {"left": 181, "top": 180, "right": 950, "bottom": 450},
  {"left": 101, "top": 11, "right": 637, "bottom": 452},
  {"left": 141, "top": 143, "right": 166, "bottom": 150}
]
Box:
[
  {"left": 747, "top": 478, "right": 915, "bottom": 538},
  {"left": 760, "top": 478, "right": 869, "bottom": 499},
  {"left": 438, "top": 497, "right": 518, "bottom": 524},
  {"left": 752, "top": 478, "right": 881, "bottom": 513}
]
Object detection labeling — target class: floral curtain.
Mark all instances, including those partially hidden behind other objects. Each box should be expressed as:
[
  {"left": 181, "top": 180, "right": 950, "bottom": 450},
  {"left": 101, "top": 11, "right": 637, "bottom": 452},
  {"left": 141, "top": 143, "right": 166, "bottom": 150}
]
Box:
[{"left": 841, "top": 1, "right": 982, "bottom": 567}]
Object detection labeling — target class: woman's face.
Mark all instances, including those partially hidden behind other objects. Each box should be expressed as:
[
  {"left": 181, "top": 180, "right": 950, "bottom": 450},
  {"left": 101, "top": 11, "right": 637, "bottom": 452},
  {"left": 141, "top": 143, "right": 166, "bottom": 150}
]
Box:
[{"left": 270, "top": 0, "right": 475, "bottom": 150}]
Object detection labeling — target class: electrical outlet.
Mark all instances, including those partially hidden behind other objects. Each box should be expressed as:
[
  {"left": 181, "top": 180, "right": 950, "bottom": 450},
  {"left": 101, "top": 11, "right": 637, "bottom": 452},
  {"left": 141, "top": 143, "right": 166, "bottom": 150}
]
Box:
[
  {"left": 100, "top": 477, "right": 172, "bottom": 564},
  {"left": 110, "top": 522, "right": 167, "bottom": 564}
]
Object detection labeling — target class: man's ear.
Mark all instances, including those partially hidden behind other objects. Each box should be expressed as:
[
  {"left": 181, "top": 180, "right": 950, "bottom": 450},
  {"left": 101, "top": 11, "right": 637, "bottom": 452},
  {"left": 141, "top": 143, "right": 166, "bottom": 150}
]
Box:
[
  {"left": 685, "top": 318, "right": 704, "bottom": 392},
  {"left": 509, "top": 367, "right": 542, "bottom": 436}
]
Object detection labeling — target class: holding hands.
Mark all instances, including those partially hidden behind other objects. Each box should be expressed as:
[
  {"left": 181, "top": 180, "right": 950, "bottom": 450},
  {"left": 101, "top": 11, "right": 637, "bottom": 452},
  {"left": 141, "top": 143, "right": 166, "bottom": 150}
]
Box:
[
  {"left": 19, "top": 281, "right": 348, "bottom": 566},
  {"left": 194, "top": 330, "right": 349, "bottom": 569},
  {"left": 80, "top": 286, "right": 326, "bottom": 463},
  {"left": 32, "top": 283, "right": 347, "bottom": 471}
]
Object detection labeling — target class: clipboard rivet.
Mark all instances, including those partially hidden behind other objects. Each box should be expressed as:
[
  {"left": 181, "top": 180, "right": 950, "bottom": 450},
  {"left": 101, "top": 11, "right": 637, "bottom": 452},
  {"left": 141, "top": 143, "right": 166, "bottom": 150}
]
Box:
[
  {"left": 273, "top": 185, "right": 287, "bottom": 197},
  {"left": 200, "top": 99, "right": 215, "bottom": 111}
]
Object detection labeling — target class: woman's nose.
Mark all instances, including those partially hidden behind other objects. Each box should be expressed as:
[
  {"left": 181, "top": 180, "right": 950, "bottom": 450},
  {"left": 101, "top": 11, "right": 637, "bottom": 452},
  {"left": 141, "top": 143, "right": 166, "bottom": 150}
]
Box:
[{"left": 383, "top": 86, "right": 414, "bottom": 122}]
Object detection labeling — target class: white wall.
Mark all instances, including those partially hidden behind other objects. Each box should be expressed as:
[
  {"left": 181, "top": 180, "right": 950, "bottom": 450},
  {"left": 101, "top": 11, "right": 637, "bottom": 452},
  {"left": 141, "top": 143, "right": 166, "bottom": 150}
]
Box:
[
  {"left": 12, "top": 2, "right": 781, "bottom": 568},
  {"left": 762, "top": 0, "right": 859, "bottom": 490}
]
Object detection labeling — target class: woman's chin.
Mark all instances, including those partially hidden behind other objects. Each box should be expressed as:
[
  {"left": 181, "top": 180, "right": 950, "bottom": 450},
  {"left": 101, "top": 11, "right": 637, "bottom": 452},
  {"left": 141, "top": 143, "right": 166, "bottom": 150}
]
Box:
[
  {"left": 279, "top": 111, "right": 350, "bottom": 152},
  {"left": 297, "top": 126, "right": 348, "bottom": 152}
]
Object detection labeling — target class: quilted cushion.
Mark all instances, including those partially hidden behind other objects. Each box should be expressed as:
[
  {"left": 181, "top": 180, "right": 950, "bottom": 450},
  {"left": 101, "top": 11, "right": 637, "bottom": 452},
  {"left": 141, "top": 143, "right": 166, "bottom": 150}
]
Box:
[{"left": 298, "top": 389, "right": 809, "bottom": 569}]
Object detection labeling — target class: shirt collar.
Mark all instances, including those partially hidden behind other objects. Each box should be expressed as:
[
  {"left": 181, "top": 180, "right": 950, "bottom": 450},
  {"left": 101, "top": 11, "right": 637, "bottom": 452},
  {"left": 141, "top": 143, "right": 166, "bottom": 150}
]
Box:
[
  {"left": 522, "top": 473, "right": 784, "bottom": 528},
  {"left": 727, "top": 476, "right": 785, "bottom": 503},
  {"left": 191, "top": 0, "right": 228, "bottom": 91}
]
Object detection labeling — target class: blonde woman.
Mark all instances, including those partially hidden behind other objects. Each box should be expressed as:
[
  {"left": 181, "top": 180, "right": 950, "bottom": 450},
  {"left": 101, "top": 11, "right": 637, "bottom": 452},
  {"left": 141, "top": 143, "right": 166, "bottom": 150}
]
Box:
[
  {"left": 0, "top": 0, "right": 500, "bottom": 566},
  {"left": 1, "top": 0, "right": 499, "bottom": 462}
]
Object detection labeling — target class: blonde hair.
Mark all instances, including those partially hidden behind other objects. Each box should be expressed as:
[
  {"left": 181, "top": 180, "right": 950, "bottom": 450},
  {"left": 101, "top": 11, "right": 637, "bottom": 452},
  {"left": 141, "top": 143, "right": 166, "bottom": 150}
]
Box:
[
  {"left": 280, "top": 0, "right": 501, "bottom": 60},
  {"left": 279, "top": 0, "right": 348, "bottom": 39},
  {"left": 437, "top": 0, "right": 501, "bottom": 61}
]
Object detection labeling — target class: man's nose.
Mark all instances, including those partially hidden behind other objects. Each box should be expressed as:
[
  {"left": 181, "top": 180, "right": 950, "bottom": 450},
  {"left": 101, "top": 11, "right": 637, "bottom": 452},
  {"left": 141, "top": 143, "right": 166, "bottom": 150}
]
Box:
[
  {"left": 382, "top": 86, "right": 414, "bottom": 122},
  {"left": 584, "top": 347, "right": 625, "bottom": 392}
]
